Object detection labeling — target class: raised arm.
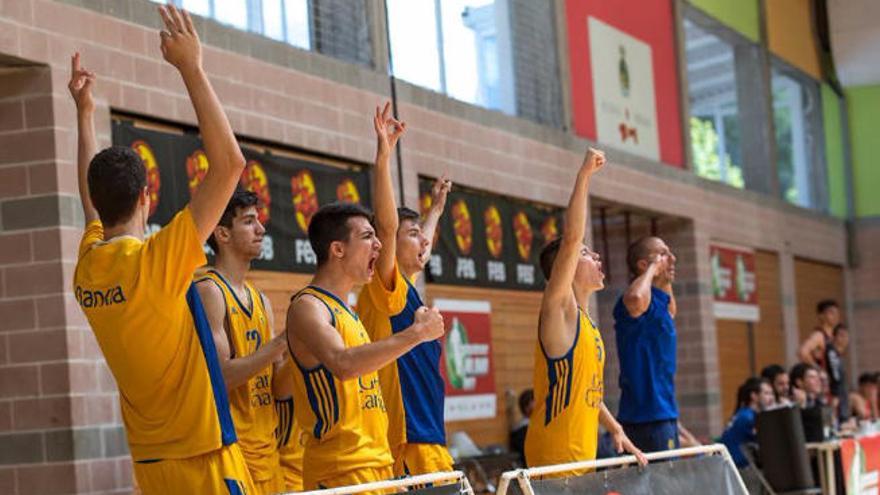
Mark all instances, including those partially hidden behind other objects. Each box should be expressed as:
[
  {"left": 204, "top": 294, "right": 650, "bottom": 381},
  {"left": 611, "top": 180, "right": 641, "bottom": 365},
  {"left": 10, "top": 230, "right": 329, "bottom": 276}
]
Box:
[
  {"left": 542, "top": 148, "right": 605, "bottom": 311},
  {"left": 420, "top": 175, "right": 451, "bottom": 265},
  {"left": 196, "top": 281, "right": 286, "bottom": 391},
  {"left": 157, "top": 5, "right": 246, "bottom": 243},
  {"left": 68, "top": 53, "right": 99, "bottom": 224},
  {"left": 622, "top": 257, "right": 665, "bottom": 318},
  {"left": 372, "top": 102, "right": 406, "bottom": 288},
  {"left": 286, "top": 296, "right": 442, "bottom": 381},
  {"left": 798, "top": 332, "right": 823, "bottom": 366}
]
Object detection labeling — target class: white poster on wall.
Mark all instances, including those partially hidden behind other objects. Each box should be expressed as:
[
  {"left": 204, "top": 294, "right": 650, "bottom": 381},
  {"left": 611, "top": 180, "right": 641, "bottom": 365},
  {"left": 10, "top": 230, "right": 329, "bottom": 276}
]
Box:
[{"left": 588, "top": 16, "right": 660, "bottom": 161}]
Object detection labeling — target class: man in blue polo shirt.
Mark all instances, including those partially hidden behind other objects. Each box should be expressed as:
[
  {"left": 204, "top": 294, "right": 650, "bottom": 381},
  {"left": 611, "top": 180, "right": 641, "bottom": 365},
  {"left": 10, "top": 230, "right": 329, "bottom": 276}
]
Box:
[{"left": 613, "top": 236, "right": 679, "bottom": 452}]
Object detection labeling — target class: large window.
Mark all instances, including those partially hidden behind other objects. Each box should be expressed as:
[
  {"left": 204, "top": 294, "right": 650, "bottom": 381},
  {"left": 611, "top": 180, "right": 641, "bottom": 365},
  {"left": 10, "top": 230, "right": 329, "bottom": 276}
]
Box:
[
  {"left": 772, "top": 65, "right": 825, "bottom": 208},
  {"left": 386, "top": 0, "right": 516, "bottom": 114},
  {"left": 683, "top": 18, "right": 744, "bottom": 189}
]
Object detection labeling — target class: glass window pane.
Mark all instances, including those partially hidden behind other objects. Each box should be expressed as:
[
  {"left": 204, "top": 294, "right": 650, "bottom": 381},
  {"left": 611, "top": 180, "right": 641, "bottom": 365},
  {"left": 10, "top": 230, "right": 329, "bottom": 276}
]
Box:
[
  {"left": 773, "top": 70, "right": 811, "bottom": 207},
  {"left": 684, "top": 19, "right": 744, "bottom": 189},
  {"left": 181, "top": 0, "right": 212, "bottom": 18},
  {"left": 263, "top": 0, "right": 285, "bottom": 41},
  {"left": 387, "top": 0, "right": 441, "bottom": 91},
  {"left": 283, "top": 0, "right": 310, "bottom": 49},
  {"left": 214, "top": 0, "right": 248, "bottom": 31}
]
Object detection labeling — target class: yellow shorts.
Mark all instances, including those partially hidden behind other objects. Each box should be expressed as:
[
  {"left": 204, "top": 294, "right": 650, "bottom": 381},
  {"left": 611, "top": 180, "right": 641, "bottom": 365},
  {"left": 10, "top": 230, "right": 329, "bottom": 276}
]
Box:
[
  {"left": 253, "top": 469, "right": 286, "bottom": 495},
  {"left": 310, "top": 465, "right": 395, "bottom": 494},
  {"left": 393, "top": 443, "right": 454, "bottom": 477},
  {"left": 278, "top": 462, "right": 303, "bottom": 493},
  {"left": 133, "top": 443, "right": 255, "bottom": 495}
]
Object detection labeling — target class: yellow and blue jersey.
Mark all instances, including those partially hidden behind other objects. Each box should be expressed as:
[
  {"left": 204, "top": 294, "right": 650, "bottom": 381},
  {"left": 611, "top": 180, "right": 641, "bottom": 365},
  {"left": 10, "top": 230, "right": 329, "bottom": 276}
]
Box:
[
  {"left": 276, "top": 394, "right": 305, "bottom": 491},
  {"left": 525, "top": 307, "right": 605, "bottom": 468},
  {"left": 357, "top": 265, "right": 446, "bottom": 454},
  {"left": 195, "top": 270, "right": 280, "bottom": 483},
  {"left": 289, "top": 285, "right": 393, "bottom": 483},
  {"left": 73, "top": 208, "right": 236, "bottom": 461}
]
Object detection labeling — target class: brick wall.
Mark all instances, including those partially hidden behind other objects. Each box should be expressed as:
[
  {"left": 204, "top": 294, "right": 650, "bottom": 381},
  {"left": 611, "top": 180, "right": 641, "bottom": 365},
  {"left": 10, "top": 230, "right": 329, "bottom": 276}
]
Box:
[{"left": 0, "top": 0, "right": 856, "bottom": 492}]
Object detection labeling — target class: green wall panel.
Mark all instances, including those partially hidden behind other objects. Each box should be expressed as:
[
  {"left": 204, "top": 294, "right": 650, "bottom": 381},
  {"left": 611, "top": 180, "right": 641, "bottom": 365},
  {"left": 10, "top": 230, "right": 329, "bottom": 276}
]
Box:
[
  {"left": 847, "top": 85, "right": 880, "bottom": 218},
  {"left": 688, "top": 0, "right": 760, "bottom": 42},
  {"left": 822, "top": 84, "right": 847, "bottom": 218}
]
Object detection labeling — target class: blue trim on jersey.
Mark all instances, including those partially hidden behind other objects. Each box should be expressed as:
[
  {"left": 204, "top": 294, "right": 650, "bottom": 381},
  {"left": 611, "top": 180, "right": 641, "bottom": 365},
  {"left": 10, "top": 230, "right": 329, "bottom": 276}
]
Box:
[
  {"left": 209, "top": 269, "right": 253, "bottom": 319},
  {"left": 541, "top": 312, "right": 580, "bottom": 426},
  {"left": 224, "top": 478, "right": 245, "bottom": 495},
  {"left": 297, "top": 363, "right": 339, "bottom": 440},
  {"left": 307, "top": 285, "right": 358, "bottom": 321},
  {"left": 389, "top": 278, "right": 447, "bottom": 444},
  {"left": 186, "top": 284, "right": 237, "bottom": 446}
]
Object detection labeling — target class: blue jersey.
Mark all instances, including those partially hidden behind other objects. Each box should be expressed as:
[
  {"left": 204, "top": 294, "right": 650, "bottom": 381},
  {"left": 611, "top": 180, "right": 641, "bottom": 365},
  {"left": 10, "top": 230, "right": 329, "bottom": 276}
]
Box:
[
  {"left": 720, "top": 407, "right": 757, "bottom": 468},
  {"left": 613, "top": 286, "right": 678, "bottom": 423}
]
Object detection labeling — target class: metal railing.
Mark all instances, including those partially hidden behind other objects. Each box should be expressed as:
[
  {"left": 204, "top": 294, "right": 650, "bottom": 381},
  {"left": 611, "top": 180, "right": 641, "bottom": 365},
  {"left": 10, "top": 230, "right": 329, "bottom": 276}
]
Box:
[{"left": 287, "top": 470, "right": 475, "bottom": 495}]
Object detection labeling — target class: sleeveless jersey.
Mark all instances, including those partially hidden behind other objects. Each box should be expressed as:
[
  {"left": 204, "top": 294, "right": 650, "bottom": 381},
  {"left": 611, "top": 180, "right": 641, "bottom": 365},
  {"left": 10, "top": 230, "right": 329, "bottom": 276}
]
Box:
[
  {"left": 525, "top": 308, "right": 605, "bottom": 467},
  {"left": 357, "top": 265, "right": 446, "bottom": 454},
  {"left": 196, "top": 270, "right": 279, "bottom": 481},
  {"left": 289, "top": 285, "right": 393, "bottom": 480},
  {"left": 73, "top": 208, "right": 236, "bottom": 461}
]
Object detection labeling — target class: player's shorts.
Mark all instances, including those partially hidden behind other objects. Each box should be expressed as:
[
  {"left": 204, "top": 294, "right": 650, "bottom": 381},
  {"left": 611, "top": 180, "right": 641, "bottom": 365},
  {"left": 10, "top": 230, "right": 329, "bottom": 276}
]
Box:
[
  {"left": 253, "top": 469, "right": 286, "bottom": 495},
  {"left": 393, "top": 443, "right": 454, "bottom": 477},
  {"left": 133, "top": 443, "right": 255, "bottom": 495},
  {"left": 278, "top": 461, "right": 303, "bottom": 493},
  {"left": 310, "top": 465, "right": 395, "bottom": 494}
]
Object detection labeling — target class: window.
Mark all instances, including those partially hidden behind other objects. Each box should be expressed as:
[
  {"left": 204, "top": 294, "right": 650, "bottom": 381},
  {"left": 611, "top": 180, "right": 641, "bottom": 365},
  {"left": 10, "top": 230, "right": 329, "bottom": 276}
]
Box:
[
  {"left": 772, "top": 66, "right": 824, "bottom": 208},
  {"left": 152, "top": 0, "right": 311, "bottom": 50},
  {"left": 683, "top": 18, "right": 745, "bottom": 189},
  {"left": 386, "top": 0, "right": 515, "bottom": 114}
]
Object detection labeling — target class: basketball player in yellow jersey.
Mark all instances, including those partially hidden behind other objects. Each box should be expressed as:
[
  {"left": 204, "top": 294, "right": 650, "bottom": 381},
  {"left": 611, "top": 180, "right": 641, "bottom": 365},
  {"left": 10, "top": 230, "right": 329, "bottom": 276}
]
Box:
[
  {"left": 285, "top": 202, "right": 446, "bottom": 491},
  {"left": 524, "top": 148, "right": 646, "bottom": 476},
  {"left": 70, "top": 6, "right": 255, "bottom": 493},
  {"left": 357, "top": 103, "right": 454, "bottom": 476},
  {"left": 196, "top": 189, "right": 294, "bottom": 494}
]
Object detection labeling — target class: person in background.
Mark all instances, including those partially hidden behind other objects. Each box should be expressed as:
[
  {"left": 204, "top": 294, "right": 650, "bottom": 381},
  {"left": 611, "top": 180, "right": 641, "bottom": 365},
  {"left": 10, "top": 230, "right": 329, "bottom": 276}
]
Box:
[
  {"left": 825, "top": 324, "right": 850, "bottom": 421},
  {"left": 509, "top": 389, "right": 534, "bottom": 464},
  {"left": 850, "top": 372, "right": 879, "bottom": 421},
  {"left": 720, "top": 377, "right": 775, "bottom": 494},
  {"left": 760, "top": 364, "right": 792, "bottom": 406},
  {"left": 790, "top": 363, "right": 823, "bottom": 408},
  {"left": 798, "top": 300, "right": 841, "bottom": 372},
  {"left": 614, "top": 236, "right": 680, "bottom": 452}
]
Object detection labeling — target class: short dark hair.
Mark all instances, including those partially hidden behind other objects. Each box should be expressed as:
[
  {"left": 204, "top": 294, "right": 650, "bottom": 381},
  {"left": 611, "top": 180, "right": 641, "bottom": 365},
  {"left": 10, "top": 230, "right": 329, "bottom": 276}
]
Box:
[
  {"left": 760, "top": 364, "right": 786, "bottom": 383},
  {"left": 207, "top": 188, "right": 259, "bottom": 252},
  {"left": 627, "top": 236, "right": 657, "bottom": 277},
  {"left": 817, "top": 299, "right": 838, "bottom": 314},
  {"left": 518, "top": 388, "right": 534, "bottom": 417},
  {"left": 308, "top": 202, "right": 373, "bottom": 267},
  {"left": 539, "top": 238, "right": 562, "bottom": 280},
  {"left": 397, "top": 206, "right": 420, "bottom": 225},
  {"left": 790, "top": 363, "right": 817, "bottom": 387},
  {"left": 858, "top": 372, "right": 879, "bottom": 387},
  {"left": 87, "top": 146, "right": 146, "bottom": 227},
  {"left": 833, "top": 323, "right": 848, "bottom": 337}
]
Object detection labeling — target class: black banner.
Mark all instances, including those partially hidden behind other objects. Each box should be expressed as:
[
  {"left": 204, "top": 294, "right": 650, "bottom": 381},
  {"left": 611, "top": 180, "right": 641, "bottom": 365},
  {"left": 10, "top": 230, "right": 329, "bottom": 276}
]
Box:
[
  {"left": 113, "top": 120, "right": 370, "bottom": 273},
  {"left": 419, "top": 177, "right": 563, "bottom": 291}
]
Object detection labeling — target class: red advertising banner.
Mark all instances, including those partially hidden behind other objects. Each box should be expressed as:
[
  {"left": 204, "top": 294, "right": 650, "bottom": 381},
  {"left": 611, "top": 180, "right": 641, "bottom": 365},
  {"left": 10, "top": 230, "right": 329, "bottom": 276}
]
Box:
[
  {"left": 710, "top": 242, "right": 760, "bottom": 321},
  {"left": 841, "top": 434, "right": 880, "bottom": 494},
  {"left": 434, "top": 299, "right": 496, "bottom": 421}
]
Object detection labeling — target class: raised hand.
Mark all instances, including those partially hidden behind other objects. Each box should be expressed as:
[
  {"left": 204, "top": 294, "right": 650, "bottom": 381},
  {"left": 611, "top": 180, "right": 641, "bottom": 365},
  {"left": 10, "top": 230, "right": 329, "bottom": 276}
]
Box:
[
  {"left": 68, "top": 52, "right": 96, "bottom": 113},
  {"left": 581, "top": 147, "right": 606, "bottom": 175},
  {"left": 430, "top": 174, "right": 452, "bottom": 211},
  {"left": 414, "top": 306, "right": 445, "bottom": 342},
  {"left": 158, "top": 5, "right": 201, "bottom": 74},
  {"left": 373, "top": 101, "right": 406, "bottom": 155}
]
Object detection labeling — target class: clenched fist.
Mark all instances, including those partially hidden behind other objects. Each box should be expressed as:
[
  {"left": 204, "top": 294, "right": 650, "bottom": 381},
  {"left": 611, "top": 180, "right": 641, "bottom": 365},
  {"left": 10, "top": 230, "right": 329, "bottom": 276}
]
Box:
[
  {"left": 413, "top": 306, "right": 445, "bottom": 342},
  {"left": 581, "top": 147, "right": 606, "bottom": 175}
]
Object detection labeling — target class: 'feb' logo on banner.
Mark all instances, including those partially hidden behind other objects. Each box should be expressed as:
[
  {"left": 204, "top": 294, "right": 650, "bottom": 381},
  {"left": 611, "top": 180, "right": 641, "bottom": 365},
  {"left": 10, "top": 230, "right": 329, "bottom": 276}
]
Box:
[{"left": 435, "top": 299, "right": 496, "bottom": 422}]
